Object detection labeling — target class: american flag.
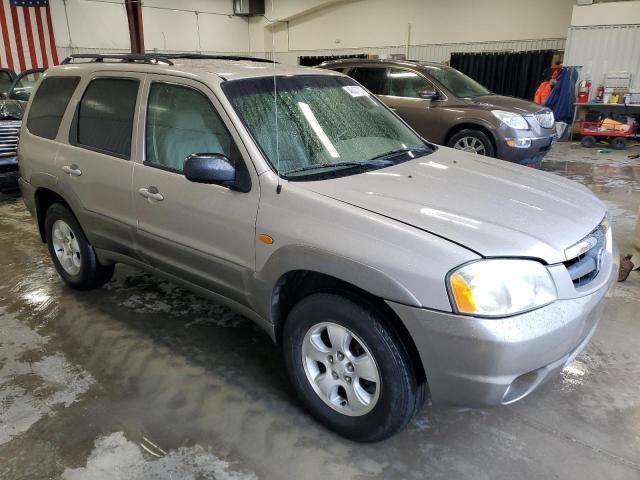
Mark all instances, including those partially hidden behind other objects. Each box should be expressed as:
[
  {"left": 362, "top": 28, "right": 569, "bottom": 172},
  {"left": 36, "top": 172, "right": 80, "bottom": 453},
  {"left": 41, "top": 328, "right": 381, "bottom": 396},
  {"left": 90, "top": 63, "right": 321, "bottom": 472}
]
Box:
[{"left": 0, "top": 0, "right": 58, "bottom": 72}]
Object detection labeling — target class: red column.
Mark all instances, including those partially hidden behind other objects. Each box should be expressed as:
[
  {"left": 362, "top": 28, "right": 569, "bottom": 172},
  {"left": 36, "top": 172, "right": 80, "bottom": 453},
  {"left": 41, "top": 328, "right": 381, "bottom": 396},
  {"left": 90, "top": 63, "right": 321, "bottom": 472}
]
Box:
[{"left": 125, "top": 0, "right": 144, "bottom": 54}]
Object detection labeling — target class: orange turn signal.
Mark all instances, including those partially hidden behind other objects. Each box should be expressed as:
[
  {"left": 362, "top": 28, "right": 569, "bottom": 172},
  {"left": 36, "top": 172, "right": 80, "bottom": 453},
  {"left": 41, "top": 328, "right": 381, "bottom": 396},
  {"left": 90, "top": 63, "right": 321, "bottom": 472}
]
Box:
[
  {"left": 259, "top": 234, "right": 274, "bottom": 245},
  {"left": 450, "top": 273, "right": 476, "bottom": 313}
]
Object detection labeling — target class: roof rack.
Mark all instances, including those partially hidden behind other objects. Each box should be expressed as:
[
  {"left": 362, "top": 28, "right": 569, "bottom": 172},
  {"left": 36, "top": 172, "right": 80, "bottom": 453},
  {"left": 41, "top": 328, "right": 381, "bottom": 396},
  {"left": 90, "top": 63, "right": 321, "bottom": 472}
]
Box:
[
  {"left": 61, "top": 54, "right": 174, "bottom": 65},
  {"left": 61, "top": 53, "right": 276, "bottom": 65}
]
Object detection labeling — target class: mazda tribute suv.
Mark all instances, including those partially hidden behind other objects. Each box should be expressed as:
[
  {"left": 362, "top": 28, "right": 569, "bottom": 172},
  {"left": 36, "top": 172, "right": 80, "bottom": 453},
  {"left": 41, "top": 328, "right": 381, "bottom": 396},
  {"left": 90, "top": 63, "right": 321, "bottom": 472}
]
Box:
[{"left": 18, "top": 54, "right": 615, "bottom": 442}]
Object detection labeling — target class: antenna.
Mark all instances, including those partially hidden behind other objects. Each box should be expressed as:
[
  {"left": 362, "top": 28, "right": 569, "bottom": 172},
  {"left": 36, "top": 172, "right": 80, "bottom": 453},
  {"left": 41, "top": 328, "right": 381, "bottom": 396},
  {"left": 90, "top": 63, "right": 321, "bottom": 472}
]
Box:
[{"left": 269, "top": 0, "right": 282, "bottom": 194}]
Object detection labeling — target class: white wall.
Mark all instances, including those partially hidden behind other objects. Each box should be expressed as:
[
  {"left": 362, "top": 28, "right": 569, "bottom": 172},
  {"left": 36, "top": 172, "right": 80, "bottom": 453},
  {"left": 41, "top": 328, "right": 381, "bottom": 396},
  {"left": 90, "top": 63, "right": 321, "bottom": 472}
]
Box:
[
  {"left": 564, "top": 1, "right": 640, "bottom": 94},
  {"left": 50, "top": 0, "right": 250, "bottom": 57},
  {"left": 248, "top": 0, "right": 574, "bottom": 64}
]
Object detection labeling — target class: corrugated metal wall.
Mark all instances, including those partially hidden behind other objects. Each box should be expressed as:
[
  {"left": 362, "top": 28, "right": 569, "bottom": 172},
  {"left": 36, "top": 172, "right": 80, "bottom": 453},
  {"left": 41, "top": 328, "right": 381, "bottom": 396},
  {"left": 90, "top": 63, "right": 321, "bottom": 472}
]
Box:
[
  {"left": 255, "top": 38, "right": 565, "bottom": 65},
  {"left": 564, "top": 24, "right": 640, "bottom": 96}
]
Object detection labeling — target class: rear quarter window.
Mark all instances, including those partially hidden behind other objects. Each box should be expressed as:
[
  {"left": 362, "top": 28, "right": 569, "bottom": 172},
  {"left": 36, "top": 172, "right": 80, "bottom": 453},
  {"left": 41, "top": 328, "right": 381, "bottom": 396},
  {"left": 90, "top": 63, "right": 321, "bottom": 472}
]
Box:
[
  {"left": 73, "top": 78, "right": 139, "bottom": 159},
  {"left": 27, "top": 76, "right": 80, "bottom": 140}
]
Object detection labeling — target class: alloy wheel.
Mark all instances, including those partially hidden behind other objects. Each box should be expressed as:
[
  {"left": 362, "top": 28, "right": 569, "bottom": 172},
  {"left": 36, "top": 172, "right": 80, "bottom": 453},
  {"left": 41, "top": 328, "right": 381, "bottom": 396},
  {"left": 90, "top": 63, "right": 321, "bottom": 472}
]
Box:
[
  {"left": 51, "top": 220, "right": 82, "bottom": 275},
  {"left": 453, "top": 136, "right": 486, "bottom": 155},
  {"left": 301, "top": 321, "right": 381, "bottom": 416}
]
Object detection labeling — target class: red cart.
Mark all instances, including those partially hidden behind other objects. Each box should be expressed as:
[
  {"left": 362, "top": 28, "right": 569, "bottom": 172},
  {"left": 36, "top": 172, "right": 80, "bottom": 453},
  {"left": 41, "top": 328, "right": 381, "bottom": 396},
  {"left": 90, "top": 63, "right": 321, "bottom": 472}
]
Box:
[{"left": 579, "top": 119, "right": 638, "bottom": 150}]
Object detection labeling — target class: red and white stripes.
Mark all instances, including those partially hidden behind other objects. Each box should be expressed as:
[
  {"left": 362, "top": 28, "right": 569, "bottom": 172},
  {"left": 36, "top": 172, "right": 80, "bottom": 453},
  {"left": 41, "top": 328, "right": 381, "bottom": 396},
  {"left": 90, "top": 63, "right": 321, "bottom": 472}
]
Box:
[{"left": 0, "top": 1, "right": 58, "bottom": 72}]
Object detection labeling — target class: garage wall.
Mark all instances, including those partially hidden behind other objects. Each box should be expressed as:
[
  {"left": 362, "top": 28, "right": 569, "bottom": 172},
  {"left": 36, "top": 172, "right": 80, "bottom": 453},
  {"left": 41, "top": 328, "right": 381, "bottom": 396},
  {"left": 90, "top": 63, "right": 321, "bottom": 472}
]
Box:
[
  {"left": 564, "top": 1, "right": 640, "bottom": 95},
  {"left": 250, "top": 0, "right": 572, "bottom": 64},
  {"left": 50, "top": 0, "right": 250, "bottom": 60}
]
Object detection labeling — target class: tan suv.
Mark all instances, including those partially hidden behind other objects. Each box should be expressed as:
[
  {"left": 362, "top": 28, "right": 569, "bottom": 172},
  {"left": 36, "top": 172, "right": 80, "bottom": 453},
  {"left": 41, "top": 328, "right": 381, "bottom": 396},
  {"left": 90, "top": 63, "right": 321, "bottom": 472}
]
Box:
[{"left": 18, "top": 54, "right": 614, "bottom": 442}]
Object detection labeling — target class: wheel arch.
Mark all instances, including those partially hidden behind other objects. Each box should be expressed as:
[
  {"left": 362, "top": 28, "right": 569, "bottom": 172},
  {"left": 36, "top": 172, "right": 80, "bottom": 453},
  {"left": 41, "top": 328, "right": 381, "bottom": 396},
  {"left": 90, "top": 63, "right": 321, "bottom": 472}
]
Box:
[
  {"left": 444, "top": 121, "right": 498, "bottom": 155},
  {"left": 266, "top": 266, "right": 427, "bottom": 387},
  {"left": 34, "top": 187, "right": 72, "bottom": 242}
]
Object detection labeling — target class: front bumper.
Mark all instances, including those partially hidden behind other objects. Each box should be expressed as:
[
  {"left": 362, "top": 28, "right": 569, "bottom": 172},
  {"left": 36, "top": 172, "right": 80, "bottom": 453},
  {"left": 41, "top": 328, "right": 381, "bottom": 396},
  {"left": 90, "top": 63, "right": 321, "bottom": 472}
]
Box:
[
  {"left": 388, "top": 278, "right": 613, "bottom": 407},
  {"left": 0, "top": 155, "right": 19, "bottom": 191}
]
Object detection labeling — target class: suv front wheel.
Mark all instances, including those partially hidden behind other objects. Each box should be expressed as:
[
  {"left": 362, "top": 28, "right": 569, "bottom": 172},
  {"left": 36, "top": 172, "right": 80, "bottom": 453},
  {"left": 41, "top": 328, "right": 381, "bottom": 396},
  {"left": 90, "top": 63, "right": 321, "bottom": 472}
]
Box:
[
  {"left": 45, "top": 203, "right": 114, "bottom": 290},
  {"left": 448, "top": 128, "right": 495, "bottom": 157},
  {"left": 283, "top": 293, "right": 424, "bottom": 442}
]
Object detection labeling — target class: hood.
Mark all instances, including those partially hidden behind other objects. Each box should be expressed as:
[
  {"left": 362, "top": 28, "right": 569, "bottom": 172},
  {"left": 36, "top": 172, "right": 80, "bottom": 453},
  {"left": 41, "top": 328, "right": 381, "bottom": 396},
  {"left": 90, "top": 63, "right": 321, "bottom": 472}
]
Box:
[
  {"left": 300, "top": 148, "right": 605, "bottom": 264},
  {"left": 0, "top": 99, "right": 25, "bottom": 120},
  {"left": 465, "top": 94, "right": 542, "bottom": 115}
]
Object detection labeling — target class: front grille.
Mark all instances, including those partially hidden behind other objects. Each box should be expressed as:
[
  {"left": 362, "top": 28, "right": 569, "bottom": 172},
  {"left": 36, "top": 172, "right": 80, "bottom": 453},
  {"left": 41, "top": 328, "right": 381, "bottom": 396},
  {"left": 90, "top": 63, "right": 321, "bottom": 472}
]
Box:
[
  {"left": 0, "top": 120, "right": 21, "bottom": 158},
  {"left": 534, "top": 110, "right": 554, "bottom": 129},
  {"left": 563, "top": 221, "right": 608, "bottom": 287}
]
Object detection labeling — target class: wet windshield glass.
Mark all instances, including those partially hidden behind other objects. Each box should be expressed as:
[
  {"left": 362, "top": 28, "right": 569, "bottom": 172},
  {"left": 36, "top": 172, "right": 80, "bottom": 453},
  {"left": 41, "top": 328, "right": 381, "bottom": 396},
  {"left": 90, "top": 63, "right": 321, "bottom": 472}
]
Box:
[
  {"left": 223, "top": 75, "right": 430, "bottom": 179},
  {"left": 425, "top": 65, "right": 491, "bottom": 98}
]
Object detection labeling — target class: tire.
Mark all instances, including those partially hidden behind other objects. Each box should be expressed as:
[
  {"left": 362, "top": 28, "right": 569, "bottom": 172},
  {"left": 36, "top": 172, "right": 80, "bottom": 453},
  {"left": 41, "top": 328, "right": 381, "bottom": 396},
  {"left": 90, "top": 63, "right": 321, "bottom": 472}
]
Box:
[
  {"left": 44, "top": 203, "right": 114, "bottom": 290},
  {"left": 447, "top": 129, "right": 495, "bottom": 157},
  {"left": 610, "top": 137, "right": 627, "bottom": 150},
  {"left": 283, "top": 293, "right": 423, "bottom": 442},
  {"left": 581, "top": 135, "right": 596, "bottom": 148}
]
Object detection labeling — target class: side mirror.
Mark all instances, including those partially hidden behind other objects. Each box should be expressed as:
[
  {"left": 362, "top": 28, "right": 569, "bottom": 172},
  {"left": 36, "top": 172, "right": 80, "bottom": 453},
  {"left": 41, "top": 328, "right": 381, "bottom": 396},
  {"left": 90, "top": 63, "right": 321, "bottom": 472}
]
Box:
[
  {"left": 184, "top": 153, "right": 236, "bottom": 187},
  {"left": 418, "top": 88, "right": 439, "bottom": 100}
]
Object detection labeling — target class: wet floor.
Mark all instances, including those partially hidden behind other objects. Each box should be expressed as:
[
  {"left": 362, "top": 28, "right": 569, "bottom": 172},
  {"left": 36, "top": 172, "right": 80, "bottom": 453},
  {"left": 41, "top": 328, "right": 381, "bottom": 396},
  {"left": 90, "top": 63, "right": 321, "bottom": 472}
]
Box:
[{"left": 1, "top": 142, "right": 639, "bottom": 479}]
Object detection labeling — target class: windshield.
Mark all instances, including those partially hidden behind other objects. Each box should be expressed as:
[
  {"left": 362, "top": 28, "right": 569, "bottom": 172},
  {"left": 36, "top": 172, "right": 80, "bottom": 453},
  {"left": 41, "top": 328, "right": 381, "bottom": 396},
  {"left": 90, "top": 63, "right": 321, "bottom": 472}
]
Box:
[
  {"left": 9, "top": 70, "right": 44, "bottom": 101},
  {"left": 424, "top": 65, "right": 491, "bottom": 98},
  {"left": 222, "top": 75, "right": 430, "bottom": 180}
]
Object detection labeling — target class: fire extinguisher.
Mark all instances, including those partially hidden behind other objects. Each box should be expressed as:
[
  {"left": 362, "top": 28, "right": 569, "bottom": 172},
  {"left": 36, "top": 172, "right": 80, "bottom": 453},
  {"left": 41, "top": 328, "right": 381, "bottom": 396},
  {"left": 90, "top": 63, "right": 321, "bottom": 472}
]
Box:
[{"left": 577, "top": 79, "right": 591, "bottom": 103}]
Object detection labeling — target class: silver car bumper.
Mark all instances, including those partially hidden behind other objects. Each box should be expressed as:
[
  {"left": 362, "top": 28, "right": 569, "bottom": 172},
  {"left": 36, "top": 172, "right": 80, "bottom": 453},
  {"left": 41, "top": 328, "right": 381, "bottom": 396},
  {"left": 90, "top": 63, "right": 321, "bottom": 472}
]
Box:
[{"left": 388, "top": 278, "right": 615, "bottom": 406}]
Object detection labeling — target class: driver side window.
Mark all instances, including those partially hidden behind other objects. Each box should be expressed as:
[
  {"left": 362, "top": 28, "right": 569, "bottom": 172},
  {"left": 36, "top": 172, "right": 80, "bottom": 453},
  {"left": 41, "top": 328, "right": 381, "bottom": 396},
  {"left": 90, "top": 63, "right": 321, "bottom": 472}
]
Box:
[
  {"left": 387, "top": 68, "right": 433, "bottom": 98},
  {"left": 145, "top": 82, "right": 233, "bottom": 172}
]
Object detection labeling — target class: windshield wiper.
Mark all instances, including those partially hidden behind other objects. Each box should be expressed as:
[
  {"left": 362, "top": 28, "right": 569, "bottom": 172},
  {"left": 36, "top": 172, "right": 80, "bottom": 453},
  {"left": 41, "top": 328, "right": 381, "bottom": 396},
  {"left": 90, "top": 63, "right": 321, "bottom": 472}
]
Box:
[
  {"left": 369, "top": 146, "right": 432, "bottom": 162},
  {"left": 285, "top": 159, "right": 393, "bottom": 175}
]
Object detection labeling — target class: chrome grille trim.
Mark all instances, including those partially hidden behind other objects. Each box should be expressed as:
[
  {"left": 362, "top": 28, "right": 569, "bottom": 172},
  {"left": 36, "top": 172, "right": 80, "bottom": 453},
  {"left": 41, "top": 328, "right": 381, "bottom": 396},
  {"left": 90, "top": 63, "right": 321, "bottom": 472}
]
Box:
[
  {"left": 563, "top": 220, "right": 608, "bottom": 287},
  {"left": 0, "top": 121, "right": 21, "bottom": 157},
  {"left": 534, "top": 109, "right": 554, "bottom": 129}
]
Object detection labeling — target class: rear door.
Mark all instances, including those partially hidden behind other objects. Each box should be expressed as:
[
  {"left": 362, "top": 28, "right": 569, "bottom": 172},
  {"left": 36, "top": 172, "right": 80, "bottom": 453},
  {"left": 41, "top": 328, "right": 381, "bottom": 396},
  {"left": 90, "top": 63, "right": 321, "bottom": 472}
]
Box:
[
  {"left": 56, "top": 72, "right": 143, "bottom": 258},
  {"left": 131, "top": 75, "right": 260, "bottom": 305},
  {"left": 379, "top": 67, "right": 442, "bottom": 141}
]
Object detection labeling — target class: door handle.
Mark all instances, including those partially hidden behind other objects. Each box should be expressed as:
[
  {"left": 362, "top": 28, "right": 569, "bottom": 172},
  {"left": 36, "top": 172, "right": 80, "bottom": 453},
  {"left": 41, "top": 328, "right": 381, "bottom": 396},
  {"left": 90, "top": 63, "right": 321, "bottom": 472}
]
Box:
[
  {"left": 138, "top": 186, "right": 164, "bottom": 202},
  {"left": 62, "top": 164, "right": 82, "bottom": 176}
]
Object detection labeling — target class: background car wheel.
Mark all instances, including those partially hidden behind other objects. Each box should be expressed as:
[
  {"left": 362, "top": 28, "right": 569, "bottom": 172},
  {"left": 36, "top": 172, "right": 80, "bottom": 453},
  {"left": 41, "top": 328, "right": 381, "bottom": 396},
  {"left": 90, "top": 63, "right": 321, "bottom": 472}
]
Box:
[
  {"left": 448, "top": 129, "right": 495, "bottom": 157},
  {"left": 580, "top": 135, "right": 597, "bottom": 148},
  {"left": 283, "top": 292, "right": 424, "bottom": 442},
  {"left": 45, "top": 203, "right": 114, "bottom": 290},
  {"left": 610, "top": 137, "right": 627, "bottom": 150}
]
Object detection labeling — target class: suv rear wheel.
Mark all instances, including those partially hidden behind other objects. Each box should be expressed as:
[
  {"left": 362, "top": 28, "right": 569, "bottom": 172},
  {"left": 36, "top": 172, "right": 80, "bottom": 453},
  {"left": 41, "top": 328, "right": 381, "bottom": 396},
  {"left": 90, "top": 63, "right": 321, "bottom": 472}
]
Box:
[
  {"left": 448, "top": 129, "right": 495, "bottom": 157},
  {"left": 45, "top": 203, "right": 114, "bottom": 290},
  {"left": 283, "top": 293, "right": 423, "bottom": 442}
]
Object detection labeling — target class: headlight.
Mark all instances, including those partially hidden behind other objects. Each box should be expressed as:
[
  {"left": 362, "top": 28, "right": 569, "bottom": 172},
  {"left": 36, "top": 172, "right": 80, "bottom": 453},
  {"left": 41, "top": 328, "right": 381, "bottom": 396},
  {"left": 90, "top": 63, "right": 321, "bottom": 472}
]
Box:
[
  {"left": 448, "top": 259, "right": 557, "bottom": 317},
  {"left": 491, "top": 110, "right": 529, "bottom": 130}
]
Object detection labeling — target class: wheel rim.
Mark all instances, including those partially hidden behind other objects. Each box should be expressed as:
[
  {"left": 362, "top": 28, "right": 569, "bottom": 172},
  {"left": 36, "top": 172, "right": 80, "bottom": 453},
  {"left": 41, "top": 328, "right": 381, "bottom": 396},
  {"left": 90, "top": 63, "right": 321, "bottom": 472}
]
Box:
[
  {"left": 301, "top": 322, "right": 381, "bottom": 417},
  {"left": 453, "top": 136, "right": 486, "bottom": 155},
  {"left": 51, "top": 220, "right": 82, "bottom": 275}
]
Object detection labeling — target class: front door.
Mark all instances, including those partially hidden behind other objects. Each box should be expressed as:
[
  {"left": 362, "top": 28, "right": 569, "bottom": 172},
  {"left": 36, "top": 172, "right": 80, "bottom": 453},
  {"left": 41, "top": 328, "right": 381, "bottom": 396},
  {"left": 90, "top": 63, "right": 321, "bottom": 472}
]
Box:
[
  {"left": 132, "top": 76, "right": 260, "bottom": 305},
  {"left": 379, "top": 68, "right": 442, "bottom": 142}
]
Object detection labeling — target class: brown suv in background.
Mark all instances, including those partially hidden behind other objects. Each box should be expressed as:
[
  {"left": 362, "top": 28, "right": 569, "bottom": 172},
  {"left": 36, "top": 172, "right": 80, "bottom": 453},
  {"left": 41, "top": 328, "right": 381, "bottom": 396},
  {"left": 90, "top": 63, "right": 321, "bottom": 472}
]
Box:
[{"left": 319, "top": 59, "right": 556, "bottom": 165}]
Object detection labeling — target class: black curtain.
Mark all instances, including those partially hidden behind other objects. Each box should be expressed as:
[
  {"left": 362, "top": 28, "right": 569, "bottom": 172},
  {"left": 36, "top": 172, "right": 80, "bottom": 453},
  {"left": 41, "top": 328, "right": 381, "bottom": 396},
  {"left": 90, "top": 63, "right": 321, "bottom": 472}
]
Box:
[
  {"left": 298, "top": 54, "right": 367, "bottom": 67},
  {"left": 450, "top": 50, "right": 555, "bottom": 100}
]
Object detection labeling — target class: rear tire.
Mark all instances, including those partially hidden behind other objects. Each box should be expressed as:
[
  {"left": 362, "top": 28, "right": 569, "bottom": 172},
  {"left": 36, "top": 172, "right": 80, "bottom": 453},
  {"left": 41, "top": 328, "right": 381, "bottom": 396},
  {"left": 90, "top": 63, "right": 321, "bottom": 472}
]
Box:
[
  {"left": 580, "top": 135, "right": 596, "bottom": 148},
  {"left": 610, "top": 137, "right": 627, "bottom": 150},
  {"left": 447, "top": 129, "right": 495, "bottom": 157},
  {"left": 45, "top": 203, "right": 114, "bottom": 290},
  {"left": 283, "top": 293, "right": 423, "bottom": 442}
]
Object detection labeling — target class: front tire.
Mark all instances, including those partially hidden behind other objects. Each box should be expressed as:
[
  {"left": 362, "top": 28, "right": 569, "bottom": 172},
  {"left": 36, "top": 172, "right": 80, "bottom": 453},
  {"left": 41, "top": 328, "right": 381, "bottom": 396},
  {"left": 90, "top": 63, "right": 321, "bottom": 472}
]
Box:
[
  {"left": 283, "top": 293, "right": 422, "bottom": 442},
  {"left": 45, "top": 203, "right": 114, "bottom": 290},
  {"left": 448, "top": 129, "right": 495, "bottom": 157}
]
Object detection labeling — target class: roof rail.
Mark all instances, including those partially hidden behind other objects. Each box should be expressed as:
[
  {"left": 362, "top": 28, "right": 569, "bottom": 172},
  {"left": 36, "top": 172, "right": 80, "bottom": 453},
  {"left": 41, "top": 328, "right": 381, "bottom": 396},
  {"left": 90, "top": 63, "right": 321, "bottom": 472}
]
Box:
[
  {"left": 61, "top": 54, "right": 174, "bottom": 65},
  {"left": 61, "top": 53, "right": 276, "bottom": 65},
  {"left": 157, "top": 53, "right": 276, "bottom": 63}
]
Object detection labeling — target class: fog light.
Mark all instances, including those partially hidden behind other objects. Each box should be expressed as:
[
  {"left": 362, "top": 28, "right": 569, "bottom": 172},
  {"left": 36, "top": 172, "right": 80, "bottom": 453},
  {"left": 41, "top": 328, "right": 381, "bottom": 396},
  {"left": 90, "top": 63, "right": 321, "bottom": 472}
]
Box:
[{"left": 505, "top": 137, "right": 532, "bottom": 148}]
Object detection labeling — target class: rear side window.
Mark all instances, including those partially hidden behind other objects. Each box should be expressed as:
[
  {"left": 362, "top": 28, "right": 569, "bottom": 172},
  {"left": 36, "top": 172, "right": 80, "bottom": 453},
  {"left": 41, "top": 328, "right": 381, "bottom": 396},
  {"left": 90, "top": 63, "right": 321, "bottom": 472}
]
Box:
[
  {"left": 75, "top": 78, "right": 139, "bottom": 159},
  {"left": 27, "top": 76, "right": 80, "bottom": 140},
  {"left": 351, "top": 67, "right": 387, "bottom": 94}
]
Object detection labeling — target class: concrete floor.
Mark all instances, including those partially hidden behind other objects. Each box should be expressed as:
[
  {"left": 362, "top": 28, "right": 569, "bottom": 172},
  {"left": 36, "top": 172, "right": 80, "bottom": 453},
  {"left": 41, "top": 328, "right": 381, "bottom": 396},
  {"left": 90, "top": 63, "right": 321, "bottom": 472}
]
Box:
[{"left": 1, "top": 141, "right": 639, "bottom": 480}]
